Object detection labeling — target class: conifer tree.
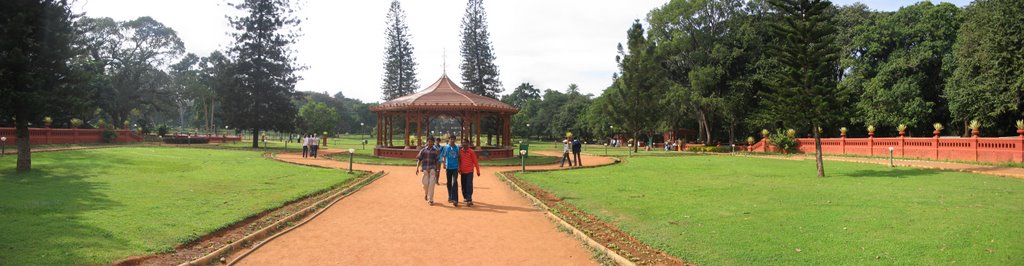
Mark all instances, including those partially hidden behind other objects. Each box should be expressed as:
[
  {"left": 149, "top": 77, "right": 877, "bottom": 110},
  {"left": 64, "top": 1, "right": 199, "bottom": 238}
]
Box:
[
  {"left": 381, "top": 0, "right": 418, "bottom": 101},
  {"left": 459, "top": 0, "right": 502, "bottom": 99}
]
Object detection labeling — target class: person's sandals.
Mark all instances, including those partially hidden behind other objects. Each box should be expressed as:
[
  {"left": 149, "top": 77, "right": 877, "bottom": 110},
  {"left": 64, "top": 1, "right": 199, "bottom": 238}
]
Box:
[
  {"left": 466, "top": 201, "right": 473, "bottom": 207},
  {"left": 428, "top": 200, "right": 433, "bottom": 206}
]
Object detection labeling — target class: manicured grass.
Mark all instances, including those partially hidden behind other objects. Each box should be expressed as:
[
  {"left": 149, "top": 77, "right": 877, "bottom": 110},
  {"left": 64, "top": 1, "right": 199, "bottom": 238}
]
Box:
[
  {"left": 518, "top": 156, "right": 1024, "bottom": 265},
  {"left": 0, "top": 147, "right": 357, "bottom": 265}
]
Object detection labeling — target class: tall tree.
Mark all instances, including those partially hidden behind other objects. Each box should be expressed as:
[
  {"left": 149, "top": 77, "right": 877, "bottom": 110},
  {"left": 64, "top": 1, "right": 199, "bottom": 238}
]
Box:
[
  {"left": 649, "top": 0, "right": 753, "bottom": 145},
  {"left": 846, "top": 2, "right": 961, "bottom": 132},
  {"left": 459, "top": 0, "right": 502, "bottom": 99},
  {"left": 78, "top": 16, "right": 184, "bottom": 125},
  {"left": 762, "top": 0, "right": 842, "bottom": 177},
  {"left": 380, "top": 0, "right": 418, "bottom": 101},
  {"left": 221, "top": 0, "right": 302, "bottom": 148},
  {"left": 945, "top": 0, "right": 1024, "bottom": 136},
  {"left": 608, "top": 21, "right": 668, "bottom": 153},
  {"left": 0, "top": 0, "right": 83, "bottom": 172},
  {"left": 500, "top": 82, "right": 540, "bottom": 108},
  {"left": 297, "top": 101, "right": 340, "bottom": 135}
]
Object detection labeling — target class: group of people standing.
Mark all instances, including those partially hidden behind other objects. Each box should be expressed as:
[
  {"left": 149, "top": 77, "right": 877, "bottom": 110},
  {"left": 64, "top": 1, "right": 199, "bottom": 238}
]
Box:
[
  {"left": 416, "top": 136, "right": 481, "bottom": 206},
  {"left": 301, "top": 134, "right": 321, "bottom": 159},
  {"left": 560, "top": 137, "right": 583, "bottom": 168}
]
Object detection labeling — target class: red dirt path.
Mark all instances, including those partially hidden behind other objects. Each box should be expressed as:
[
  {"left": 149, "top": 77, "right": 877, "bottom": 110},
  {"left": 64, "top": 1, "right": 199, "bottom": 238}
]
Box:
[{"left": 234, "top": 149, "right": 616, "bottom": 265}]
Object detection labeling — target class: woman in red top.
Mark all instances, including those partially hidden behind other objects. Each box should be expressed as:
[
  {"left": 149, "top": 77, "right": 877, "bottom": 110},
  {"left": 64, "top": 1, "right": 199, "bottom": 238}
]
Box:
[{"left": 458, "top": 139, "right": 481, "bottom": 206}]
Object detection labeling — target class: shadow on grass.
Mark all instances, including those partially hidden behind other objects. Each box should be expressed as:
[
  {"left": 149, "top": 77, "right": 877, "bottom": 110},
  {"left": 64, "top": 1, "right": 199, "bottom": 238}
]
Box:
[
  {"left": 0, "top": 151, "right": 126, "bottom": 265},
  {"left": 841, "top": 167, "right": 943, "bottom": 178}
]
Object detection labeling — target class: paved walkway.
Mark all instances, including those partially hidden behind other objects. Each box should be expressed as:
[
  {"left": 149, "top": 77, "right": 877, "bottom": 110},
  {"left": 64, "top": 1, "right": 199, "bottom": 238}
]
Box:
[
  {"left": 740, "top": 153, "right": 1024, "bottom": 179},
  {"left": 235, "top": 149, "right": 615, "bottom": 265}
]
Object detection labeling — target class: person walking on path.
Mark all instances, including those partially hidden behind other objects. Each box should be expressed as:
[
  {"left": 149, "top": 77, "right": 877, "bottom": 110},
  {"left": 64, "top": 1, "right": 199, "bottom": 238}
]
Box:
[
  {"left": 571, "top": 137, "right": 582, "bottom": 167},
  {"left": 458, "top": 138, "right": 481, "bottom": 207},
  {"left": 416, "top": 137, "right": 442, "bottom": 205},
  {"left": 440, "top": 136, "right": 461, "bottom": 206},
  {"left": 311, "top": 134, "right": 320, "bottom": 159},
  {"left": 301, "top": 134, "right": 310, "bottom": 158},
  {"left": 559, "top": 138, "right": 573, "bottom": 167}
]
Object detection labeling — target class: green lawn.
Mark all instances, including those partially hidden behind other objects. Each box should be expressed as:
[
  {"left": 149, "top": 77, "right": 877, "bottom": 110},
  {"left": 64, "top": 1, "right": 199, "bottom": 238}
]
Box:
[
  {"left": 0, "top": 147, "right": 357, "bottom": 265},
  {"left": 518, "top": 155, "right": 1024, "bottom": 265}
]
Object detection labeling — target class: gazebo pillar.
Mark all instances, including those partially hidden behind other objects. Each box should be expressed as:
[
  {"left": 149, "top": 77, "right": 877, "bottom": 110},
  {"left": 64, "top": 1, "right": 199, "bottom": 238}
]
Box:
[
  {"left": 475, "top": 112, "right": 482, "bottom": 148},
  {"left": 404, "top": 112, "right": 410, "bottom": 148},
  {"left": 416, "top": 113, "right": 423, "bottom": 147}
]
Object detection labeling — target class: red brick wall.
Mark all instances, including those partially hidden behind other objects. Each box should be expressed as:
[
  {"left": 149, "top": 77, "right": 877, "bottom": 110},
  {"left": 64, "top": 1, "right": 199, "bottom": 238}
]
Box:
[{"left": 0, "top": 128, "right": 142, "bottom": 145}]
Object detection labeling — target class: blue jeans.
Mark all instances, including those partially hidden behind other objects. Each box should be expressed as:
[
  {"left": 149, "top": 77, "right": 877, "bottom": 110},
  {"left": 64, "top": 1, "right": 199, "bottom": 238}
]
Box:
[
  {"left": 460, "top": 172, "right": 474, "bottom": 202},
  {"left": 311, "top": 145, "right": 319, "bottom": 158},
  {"left": 445, "top": 168, "right": 459, "bottom": 202},
  {"left": 302, "top": 146, "right": 309, "bottom": 158}
]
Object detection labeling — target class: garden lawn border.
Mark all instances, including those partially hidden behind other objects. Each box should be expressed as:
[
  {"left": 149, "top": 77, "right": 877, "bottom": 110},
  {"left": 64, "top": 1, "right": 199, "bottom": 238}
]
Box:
[
  {"left": 495, "top": 159, "right": 643, "bottom": 266},
  {"left": 179, "top": 171, "right": 387, "bottom": 266}
]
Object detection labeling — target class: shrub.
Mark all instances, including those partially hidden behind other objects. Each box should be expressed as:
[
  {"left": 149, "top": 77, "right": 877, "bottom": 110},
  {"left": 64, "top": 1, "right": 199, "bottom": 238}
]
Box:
[
  {"left": 687, "top": 145, "right": 725, "bottom": 153},
  {"left": 70, "top": 118, "right": 83, "bottom": 128},
  {"left": 1016, "top": 120, "right": 1023, "bottom": 130},
  {"left": 969, "top": 120, "right": 981, "bottom": 130},
  {"left": 161, "top": 136, "right": 210, "bottom": 144},
  {"left": 101, "top": 130, "right": 118, "bottom": 143},
  {"left": 768, "top": 129, "right": 798, "bottom": 153},
  {"left": 933, "top": 122, "right": 944, "bottom": 131},
  {"left": 897, "top": 124, "right": 907, "bottom": 132},
  {"left": 157, "top": 125, "right": 169, "bottom": 137}
]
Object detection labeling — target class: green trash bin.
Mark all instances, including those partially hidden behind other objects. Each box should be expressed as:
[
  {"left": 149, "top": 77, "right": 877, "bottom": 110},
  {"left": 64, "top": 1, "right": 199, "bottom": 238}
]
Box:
[{"left": 519, "top": 143, "right": 529, "bottom": 158}]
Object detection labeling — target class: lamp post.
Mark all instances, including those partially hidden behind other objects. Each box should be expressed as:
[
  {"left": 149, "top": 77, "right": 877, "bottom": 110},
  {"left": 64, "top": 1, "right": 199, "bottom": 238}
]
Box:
[
  {"left": 348, "top": 148, "right": 355, "bottom": 174},
  {"left": 519, "top": 149, "right": 527, "bottom": 172},
  {"left": 731, "top": 144, "right": 736, "bottom": 154},
  {"left": 1, "top": 136, "right": 6, "bottom": 156},
  {"left": 158, "top": 135, "right": 162, "bottom": 147},
  {"left": 888, "top": 146, "right": 895, "bottom": 167},
  {"left": 526, "top": 123, "right": 530, "bottom": 143},
  {"left": 187, "top": 135, "right": 191, "bottom": 146},
  {"left": 604, "top": 143, "right": 608, "bottom": 156},
  {"left": 361, "top": 122, "right": 366, "bottom": 145}
]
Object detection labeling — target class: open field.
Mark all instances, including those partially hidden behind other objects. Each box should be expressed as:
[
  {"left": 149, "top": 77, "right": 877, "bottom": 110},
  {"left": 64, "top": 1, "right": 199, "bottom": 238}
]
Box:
[
  {"left": 0, "top": 147, "right": 356, "bottom": 265},
  {"left": 518, "top": 155, "right": 1024, "bottom": 265}
]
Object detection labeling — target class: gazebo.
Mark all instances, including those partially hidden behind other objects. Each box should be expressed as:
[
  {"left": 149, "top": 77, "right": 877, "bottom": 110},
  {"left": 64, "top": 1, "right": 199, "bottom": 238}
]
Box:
[{"left": 370, "top": 74, "right": 519, "bottom": 159}]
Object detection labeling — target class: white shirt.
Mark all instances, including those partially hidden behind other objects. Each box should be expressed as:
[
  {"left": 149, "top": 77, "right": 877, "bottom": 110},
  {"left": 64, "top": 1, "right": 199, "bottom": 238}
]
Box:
[{"left": 303, "top": 137, "right": 309, "bottom": 146}]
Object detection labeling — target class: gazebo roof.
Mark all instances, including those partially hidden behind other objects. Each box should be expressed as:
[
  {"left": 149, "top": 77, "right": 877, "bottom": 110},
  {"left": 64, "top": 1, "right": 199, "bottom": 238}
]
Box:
[{"left": 370, "top": 75, "right": 518, "bottom": 113}]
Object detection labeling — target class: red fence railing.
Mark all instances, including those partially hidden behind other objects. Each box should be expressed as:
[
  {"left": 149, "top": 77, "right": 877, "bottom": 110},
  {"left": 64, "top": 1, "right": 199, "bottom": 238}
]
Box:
[
  {"left": 0, "top": 127, "right": 143, "bottom": 145},
  {"left": 750, "top": 135, "right": 1024, "bottom": 163}
]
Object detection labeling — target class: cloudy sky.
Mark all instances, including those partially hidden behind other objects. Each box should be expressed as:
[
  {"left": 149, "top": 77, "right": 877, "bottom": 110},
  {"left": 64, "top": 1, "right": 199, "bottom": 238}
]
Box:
[{"left": 74, "top": 0, "right": 971, "bottom": 103}]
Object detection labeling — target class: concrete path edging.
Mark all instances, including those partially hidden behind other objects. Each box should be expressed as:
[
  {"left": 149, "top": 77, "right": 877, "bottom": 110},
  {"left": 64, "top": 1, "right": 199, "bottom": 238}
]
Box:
[
  {"left": 179, "top": 171, "right": 387, "bottom": 266},
  {"left": 495, "top": 164, "right": 636, "bottom": 266}
]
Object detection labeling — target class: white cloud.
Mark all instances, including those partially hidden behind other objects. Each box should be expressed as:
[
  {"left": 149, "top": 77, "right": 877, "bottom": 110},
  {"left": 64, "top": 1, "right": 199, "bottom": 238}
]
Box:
[{"left": 74, "top": 0, "right": 971, "bottom": 103}]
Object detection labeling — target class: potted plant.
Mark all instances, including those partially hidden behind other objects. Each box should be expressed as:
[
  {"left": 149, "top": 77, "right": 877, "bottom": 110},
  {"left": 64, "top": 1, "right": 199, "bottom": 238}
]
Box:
[
  {"left": 867, "top": 125, "right": 876, "bottom": 137},
  {"left": 746, "top": 136, "right": 755, "bottom": 145},
  {"left": 897, "top": 124, "right": 907, "bottom": 137},
  {"left": 123, "top": 120, "right": 130, "bottom": 130},
  {"left": 761, "top": 129, "right": 769, "bottom": 139},
  {"left": 70, "top": 118, "right": 83, "bottom": 129},
  {"left": 932, "top": 122, "right": 943, "bottom": 137},
  {"left": 1017, "top": 120, "right": 1024, "bottom": 137},
  {"left": 43, "top": 116, "right": 53, "bottom": 128},
  {"left": 840, "top": 127, "right": 848, "bottom": 137},
  {"left": 786, "top": 129, "right": 796, "bottom": 138},
  {"left": 969, "top": 119, "right": 981, "bottom": 137},
  {"left": 96, "top": 118, "right": 107, "bottom": 129}
]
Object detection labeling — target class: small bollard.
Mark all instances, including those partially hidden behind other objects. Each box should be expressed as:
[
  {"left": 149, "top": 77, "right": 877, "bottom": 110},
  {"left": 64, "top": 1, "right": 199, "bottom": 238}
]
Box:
[
  {"left": 519, "top": 149, "right": 527, "bottom": 173},
  {"left": 888, "top": 146, "right": 895, "bottom": 167},
  {"left": 348, "top": 148, "right": 355, "bottom": 173}
]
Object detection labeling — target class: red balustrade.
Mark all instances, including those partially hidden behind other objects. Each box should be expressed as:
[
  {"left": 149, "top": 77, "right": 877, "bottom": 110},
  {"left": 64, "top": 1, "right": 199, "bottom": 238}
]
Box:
[{"left": 749, "top": 135, "right": 1024, "bottom": 163}]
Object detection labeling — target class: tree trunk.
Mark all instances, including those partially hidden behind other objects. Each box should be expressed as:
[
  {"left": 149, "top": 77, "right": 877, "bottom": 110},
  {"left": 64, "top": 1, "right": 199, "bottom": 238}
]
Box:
[
  {"left": 251, "top": 129, "right": 260, "bottom": 148},
  {"left": 962, "top": 119, "right": 969, "bottom": 137},
  {"left": 15, "top": 118, "right": 31, "bottom": 172},
  {"left": 813, "top": 122, "right": 825, "bottom": 177}
]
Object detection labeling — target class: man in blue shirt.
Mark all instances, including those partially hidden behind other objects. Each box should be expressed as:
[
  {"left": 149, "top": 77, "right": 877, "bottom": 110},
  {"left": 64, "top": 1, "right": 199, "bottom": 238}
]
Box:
[
  {"left": 440, "top": 136, "right": 461, "bottom": 206},
  {"left": 571, "top": 137, "right": 583, "bottom": 167}
]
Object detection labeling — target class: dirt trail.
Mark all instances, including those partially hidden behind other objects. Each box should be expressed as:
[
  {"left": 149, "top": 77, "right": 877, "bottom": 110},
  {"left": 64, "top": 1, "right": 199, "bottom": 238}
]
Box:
[{"left": 234, "top": 149, "right": 615, "bottom": 265}]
